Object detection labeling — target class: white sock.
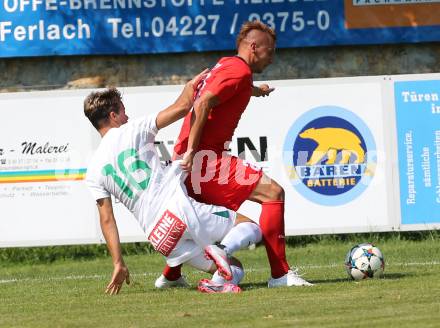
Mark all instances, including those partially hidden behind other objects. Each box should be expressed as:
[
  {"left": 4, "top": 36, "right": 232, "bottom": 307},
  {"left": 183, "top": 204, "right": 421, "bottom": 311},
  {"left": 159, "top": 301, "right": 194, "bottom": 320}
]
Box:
[
  {"left": 211, "top": 265, "right": 244, "bottom": 286},
  {"left": 221, "top": 222, "right": 262, "bottom": 256}
]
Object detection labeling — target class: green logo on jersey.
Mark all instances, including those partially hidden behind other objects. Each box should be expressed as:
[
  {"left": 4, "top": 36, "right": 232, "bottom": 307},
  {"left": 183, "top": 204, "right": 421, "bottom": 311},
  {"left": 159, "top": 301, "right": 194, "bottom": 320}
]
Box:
[
  {"left": 213, "top": 210, "right": 230, "bottom": 219},
  {"left": 102, "top": 148, "right": 151, "bottom": 199}
]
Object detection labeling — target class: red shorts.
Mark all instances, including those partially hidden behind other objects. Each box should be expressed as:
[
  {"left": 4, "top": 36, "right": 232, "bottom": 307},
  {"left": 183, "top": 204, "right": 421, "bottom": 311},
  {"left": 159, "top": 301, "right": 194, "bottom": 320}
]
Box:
[{"left": 185, "top": 152, "right": 263, "bottom": 211}]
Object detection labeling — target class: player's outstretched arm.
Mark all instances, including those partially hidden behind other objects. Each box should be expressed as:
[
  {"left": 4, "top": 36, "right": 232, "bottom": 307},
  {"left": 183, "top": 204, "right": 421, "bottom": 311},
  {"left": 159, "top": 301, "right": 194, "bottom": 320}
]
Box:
[
  {"left": 156, "top": 69, "right": 209, "bottom": 130},
  {"left": 252, "top": 84, "right": 275, "bottom": 97},
  {"left": 96, "top": 197, "right": 130, "bottom": 295},
  {"left": 180, "top": 91, "right": 219, "bottom": 172}
]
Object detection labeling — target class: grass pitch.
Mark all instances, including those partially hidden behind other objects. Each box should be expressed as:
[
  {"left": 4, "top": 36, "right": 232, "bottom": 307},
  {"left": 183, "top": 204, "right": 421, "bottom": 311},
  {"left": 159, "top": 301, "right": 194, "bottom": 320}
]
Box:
[{"left": 1, "top": 238, "right": 439, "bottom": 328}]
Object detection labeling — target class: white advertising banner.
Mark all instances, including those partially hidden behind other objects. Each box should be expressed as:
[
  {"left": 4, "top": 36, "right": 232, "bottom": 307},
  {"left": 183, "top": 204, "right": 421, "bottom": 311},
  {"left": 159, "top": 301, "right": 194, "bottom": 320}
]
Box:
[
  {"left": 237, "top": 78, "right": 392, "bottom": 235},
  {"left": 0, "top": 91, "right": 98, "bottom": 246},
  {"left": 1, "top": 74, "right": 439, "bottom": 247}
]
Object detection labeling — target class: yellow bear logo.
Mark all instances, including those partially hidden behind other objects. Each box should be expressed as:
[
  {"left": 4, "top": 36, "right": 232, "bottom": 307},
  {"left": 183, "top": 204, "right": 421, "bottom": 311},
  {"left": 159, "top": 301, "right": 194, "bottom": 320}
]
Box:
[{"left": 299, "top": 128, "right": 365, "bottom": 165}]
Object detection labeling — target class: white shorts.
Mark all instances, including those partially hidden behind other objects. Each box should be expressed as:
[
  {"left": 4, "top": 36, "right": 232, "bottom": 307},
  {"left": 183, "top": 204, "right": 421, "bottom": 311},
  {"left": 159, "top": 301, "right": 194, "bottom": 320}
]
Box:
[
  {"left": 147, "top": 187, "right": 236, "bottom": 268},
  {"left": 166, "top": 196, "right": 236, "bottom": 269},
  {"left": 187, "top": 197, "right": 236, "bottom": 244}
]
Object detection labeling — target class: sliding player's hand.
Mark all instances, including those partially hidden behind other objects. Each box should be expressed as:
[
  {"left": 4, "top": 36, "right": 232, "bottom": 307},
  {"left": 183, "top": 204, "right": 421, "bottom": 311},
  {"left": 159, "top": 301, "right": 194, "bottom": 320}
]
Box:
[
  {"left": 105, "top": 263, "right": 130, "bottom": 295},
  {"left": 252, "top": 84, "right": 275, "bottom": 97},
  {"left": 180, "top": 151, "right": 194, "bottom": 172},
  {"left": 180, "top": 69, "right": 210, "bottom": 109},
  {"left": 189, "top": 68, "right": 209, "bottom": 91}
]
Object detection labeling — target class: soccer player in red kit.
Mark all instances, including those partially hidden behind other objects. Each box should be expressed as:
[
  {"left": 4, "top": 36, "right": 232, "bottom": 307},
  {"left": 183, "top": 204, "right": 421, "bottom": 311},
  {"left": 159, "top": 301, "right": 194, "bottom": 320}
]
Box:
[{"left": 158, "top": 21, "right": 313, "bottom": 288}]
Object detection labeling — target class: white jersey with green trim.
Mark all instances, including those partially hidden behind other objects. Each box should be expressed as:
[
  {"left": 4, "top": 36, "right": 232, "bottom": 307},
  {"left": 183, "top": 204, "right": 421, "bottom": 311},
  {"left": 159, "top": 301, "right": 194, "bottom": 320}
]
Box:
[{"left": 86, "top": 113, "right": 180, "bottom": 234}]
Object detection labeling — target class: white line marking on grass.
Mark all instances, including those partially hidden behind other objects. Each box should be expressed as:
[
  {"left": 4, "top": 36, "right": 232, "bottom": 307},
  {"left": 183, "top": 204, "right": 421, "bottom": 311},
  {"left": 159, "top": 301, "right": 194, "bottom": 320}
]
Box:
[
  {"left": 246, "top": 261, "right": 440, "bottom": 272},
  {"left": 0, "top": 272, "right": 165, "bottom": 284},
  {"left": 300, "top": 261, "right": 440, "bottom": 269},
  {"left": 1, "top": 261, "right": 439, "bottom": 284},
  {"left": 396, "top": 261, "right": 440, "bottom": 266}
]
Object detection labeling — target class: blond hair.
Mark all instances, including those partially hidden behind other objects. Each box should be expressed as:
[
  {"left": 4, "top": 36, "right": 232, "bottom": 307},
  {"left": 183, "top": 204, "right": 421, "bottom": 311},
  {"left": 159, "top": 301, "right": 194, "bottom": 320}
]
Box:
[{"left": 236, "top": 21, "right": 276, "bottom": 49}]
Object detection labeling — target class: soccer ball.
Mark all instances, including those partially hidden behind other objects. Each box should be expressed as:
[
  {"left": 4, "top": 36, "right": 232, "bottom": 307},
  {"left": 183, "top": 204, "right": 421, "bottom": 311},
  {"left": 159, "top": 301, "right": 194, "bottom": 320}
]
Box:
[{"left": 345, "top": 243, "right": 385, "bottom": 280}]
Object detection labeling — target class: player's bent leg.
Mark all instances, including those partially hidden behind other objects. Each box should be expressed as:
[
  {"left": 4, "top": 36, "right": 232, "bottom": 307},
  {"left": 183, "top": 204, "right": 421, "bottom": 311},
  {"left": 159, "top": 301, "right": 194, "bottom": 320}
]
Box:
[
  {"left": 249, "top": 174, "right": 291, "bottom": 280},
  {"left": 219, "top": 214, "right": 262, "bottom": 256},
  {"left": 249, "top": 174, "right": 285, "bottom": 203},
  {"left": 157, "top": 245, "right": 232, "bottom": 287},
  {"left": 158, "top": 155, "right": 260, "bottom": 285},
  {"left": 203, "top": 213, "right": 261, "bottom": 281},
  {"left": 157, "top": 195, "right": 236, "bottom": 288},
  {"left": 185, "top": 252, "right": 241, "bottom": 294},
  {"left": 182, "top": 245, "right": 232, "bottom": 281},
  {"left": 211, "top": 257, "right": 244, "bottom": 286},
  {"left": 249, "top": 175, "right": 314, "bottom": 287}
]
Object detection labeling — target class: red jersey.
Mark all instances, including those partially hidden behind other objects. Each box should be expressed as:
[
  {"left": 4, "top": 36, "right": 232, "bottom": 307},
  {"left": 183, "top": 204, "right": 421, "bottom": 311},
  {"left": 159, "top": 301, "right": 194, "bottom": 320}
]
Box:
[{"left": 174, "top": 56, "right": 253, "bottom": 154}]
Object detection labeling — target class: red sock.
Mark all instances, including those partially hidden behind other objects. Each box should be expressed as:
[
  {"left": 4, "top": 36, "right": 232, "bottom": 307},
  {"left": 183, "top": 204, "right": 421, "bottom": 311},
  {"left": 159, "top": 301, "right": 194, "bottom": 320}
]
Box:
[
  {"left": 259, "top": 201, "right": 290, "bottom": 278},
  {"left": 163, "top": 264, "right": 182, "bottom": 281}
]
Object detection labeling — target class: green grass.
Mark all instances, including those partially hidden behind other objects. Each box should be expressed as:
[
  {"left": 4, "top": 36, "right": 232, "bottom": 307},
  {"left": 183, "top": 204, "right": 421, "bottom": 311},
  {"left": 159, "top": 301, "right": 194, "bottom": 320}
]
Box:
[{"left": 1, "top": 239, "right": 439, "bottom": 328}]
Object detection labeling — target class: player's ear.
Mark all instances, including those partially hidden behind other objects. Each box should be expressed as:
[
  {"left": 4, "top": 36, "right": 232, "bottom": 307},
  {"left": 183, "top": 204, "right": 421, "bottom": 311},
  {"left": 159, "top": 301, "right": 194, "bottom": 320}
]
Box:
[
  {"left": 109, "top": 111, "right": 117, "bottom": 121},
  {"left": 251, "top": 42, "right": 257, "bottom": 52}
]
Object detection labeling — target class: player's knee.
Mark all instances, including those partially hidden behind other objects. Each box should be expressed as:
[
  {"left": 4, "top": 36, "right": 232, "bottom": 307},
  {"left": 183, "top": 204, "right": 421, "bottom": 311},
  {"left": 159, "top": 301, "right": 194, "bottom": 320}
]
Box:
[
  {"left": 251, "top": 177, "right": 285, "bottom": 203},
  {"left": 267, "top": 181, "right": 284, "bottom": 201}
]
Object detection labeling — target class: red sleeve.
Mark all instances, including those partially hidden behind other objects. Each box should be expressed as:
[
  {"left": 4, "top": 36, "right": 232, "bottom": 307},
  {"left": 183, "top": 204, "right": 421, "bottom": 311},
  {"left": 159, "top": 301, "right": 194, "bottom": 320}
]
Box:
[{"left": 203, "top": 66, "right": 249, "bottom": 103}]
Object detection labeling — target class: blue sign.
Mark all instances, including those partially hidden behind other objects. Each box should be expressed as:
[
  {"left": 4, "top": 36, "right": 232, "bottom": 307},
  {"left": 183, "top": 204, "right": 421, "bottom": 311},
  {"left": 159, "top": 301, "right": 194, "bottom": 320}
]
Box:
[
  {"left": 283, "top": 106, "right": 376, "bottom": 206},
  {"left": 395, "top": 80, "right": 440, "bottom": 224},
  {"left": 1, "top": 1, "right": 440, "bottom": 57}
]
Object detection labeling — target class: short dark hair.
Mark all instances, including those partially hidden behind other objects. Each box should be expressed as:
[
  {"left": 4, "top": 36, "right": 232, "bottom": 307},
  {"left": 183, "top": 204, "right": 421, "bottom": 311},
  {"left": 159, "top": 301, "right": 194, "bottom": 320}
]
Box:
[
  {"left": 84, "top": 87, "right": 122, "bottom": 130},
  {"left": 236, "top": 21, "right": 276, "bottom": 49}
]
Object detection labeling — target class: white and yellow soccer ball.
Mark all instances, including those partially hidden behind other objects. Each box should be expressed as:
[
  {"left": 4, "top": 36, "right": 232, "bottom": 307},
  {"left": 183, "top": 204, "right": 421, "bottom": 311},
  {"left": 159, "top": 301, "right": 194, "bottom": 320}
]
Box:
[{"left": 345, "top": 243, "right": 385, "bottom": 280}]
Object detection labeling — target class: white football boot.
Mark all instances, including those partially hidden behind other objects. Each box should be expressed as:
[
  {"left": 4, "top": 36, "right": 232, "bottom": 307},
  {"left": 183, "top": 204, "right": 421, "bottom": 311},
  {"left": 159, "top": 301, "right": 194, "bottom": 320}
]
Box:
[
  {"left": 154, "top": 274, "right": 189, "bottom": 289},
  {"left": 268, "top": 268, "right": 314, "bottom": 288}
]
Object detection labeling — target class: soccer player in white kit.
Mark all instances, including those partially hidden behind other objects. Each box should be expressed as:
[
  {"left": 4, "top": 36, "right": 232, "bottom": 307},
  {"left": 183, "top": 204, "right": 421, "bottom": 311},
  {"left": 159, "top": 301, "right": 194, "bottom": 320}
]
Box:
[{"left": 84, "top": 72, "right": 262, "bottom": 294}]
